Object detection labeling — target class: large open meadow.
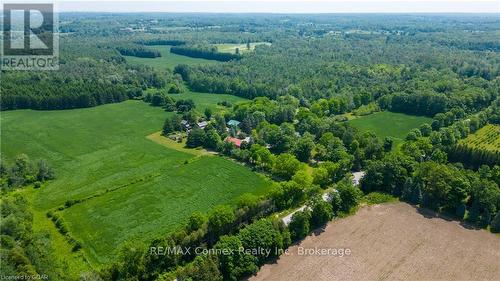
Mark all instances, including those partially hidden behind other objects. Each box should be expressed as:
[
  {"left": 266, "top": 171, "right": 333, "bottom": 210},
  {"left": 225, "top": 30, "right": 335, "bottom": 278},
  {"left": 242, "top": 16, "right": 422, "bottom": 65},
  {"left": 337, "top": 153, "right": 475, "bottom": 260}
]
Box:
[
  {"left": 147, "top": 89, "right": 247, "bottom": 113},
  {"left": 348, "top": 111, "right": 432, "bottom": 141},
  {"left": 1, "top": 100, "right": 271, "bottom": 265},
  {"left": 124, "top": 45, "right": 219, "bottom": 70}
]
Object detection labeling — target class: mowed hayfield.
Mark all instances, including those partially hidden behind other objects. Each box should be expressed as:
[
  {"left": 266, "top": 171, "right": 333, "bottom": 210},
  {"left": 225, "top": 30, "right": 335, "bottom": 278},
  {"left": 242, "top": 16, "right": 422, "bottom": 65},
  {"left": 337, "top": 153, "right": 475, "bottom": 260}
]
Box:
[
  {"left": 213, "top": 42, "right": 271, "bottom": 54},
  {"left": 252, "top": 203, "right": 500, "bottom": 281},
  {"left": 1, "top": 100, "right": 271, "bottom": 265},
  {"left": 459, "top": 124, "right": 500, "bottom": 153},
  {"left": 348, "top": 111, "right": 432, "bottom": 141},
  {"left": 124, "top": 45, "right": 218, "bottom": 70}
]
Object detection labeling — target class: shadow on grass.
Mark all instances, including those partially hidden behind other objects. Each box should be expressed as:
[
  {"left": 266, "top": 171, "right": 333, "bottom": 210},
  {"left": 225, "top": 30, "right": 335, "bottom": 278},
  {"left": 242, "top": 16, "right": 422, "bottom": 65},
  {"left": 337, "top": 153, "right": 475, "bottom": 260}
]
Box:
[{"left": 411, "top": 204, "right": 482, "bottom": 231}]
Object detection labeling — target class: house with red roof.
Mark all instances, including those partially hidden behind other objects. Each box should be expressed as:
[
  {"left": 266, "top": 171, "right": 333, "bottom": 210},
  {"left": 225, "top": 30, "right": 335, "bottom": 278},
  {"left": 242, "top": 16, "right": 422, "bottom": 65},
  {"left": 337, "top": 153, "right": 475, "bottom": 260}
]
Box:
[{"left": 225, "top": 136, "right": 242, "bottom": 148}]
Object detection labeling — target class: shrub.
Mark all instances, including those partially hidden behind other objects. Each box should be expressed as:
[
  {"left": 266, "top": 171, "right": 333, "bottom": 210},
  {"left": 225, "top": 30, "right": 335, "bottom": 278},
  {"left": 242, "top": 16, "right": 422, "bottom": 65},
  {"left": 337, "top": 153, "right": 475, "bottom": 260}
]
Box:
[
  {"left": 337, "top": 182, "right": 363, "bottom": 213},
  {"left": 363, "top": 192, "right": 397, "bottom": 205},
  {"left": 491, "top": 212, "right": 500, "bottom": 233},
  {"left": 288, "top": 210, "right": 310, "bottom": 241},
  {"left": 329, "top": 191, "right": 342, "bottom": 215},
  {"left": 238, "top": 219, "right": 284, "bottom": 265},
  {"left": 310, "top": 199, "right": 333, "bottom": 228}
]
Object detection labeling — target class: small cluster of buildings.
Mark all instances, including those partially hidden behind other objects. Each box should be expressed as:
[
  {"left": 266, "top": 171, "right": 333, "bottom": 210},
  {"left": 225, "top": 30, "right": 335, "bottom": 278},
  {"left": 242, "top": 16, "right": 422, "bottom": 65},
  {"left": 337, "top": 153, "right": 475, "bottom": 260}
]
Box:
[
  {"left": 180, "top": 120, "right": 209, "bottom": 131},
  {"left": 180, "top": 118, "right": 250, "bottom": 148}
]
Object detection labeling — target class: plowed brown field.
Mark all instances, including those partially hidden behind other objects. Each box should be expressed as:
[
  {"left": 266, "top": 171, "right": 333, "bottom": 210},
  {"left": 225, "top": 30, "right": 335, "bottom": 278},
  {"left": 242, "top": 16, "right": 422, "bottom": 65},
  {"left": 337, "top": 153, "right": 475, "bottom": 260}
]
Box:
[{"left": 251, "top": 203, "right": 500, "bottom": 281}]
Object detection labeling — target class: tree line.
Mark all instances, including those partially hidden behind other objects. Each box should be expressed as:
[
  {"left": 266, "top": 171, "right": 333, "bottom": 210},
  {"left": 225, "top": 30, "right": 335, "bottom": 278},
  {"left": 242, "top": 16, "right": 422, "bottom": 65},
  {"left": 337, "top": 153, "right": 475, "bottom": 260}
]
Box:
[
  {"left": 1, "top": 61, "right": 167, "bottom": 111},
  {"left": 170, "top": 46, "right": 241, "bottom": 62},
  {"left": 0, "top": 155, "right": 61, "bottom": 279},
  {"left": 117, "top": 47, "right": 161, "bottom": 58},
  {"left": 137, "top": 39, "right": 186, "bottom": 46}
]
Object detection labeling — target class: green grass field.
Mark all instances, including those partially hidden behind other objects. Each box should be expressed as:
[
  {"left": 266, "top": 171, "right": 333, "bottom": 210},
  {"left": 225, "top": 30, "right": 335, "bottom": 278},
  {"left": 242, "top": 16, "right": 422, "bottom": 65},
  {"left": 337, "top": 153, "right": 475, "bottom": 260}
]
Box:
[
  {"left": 124, "top": 45, "right": 218, "bottom": 70},
  {"left": 459, "top": 124, "right": 500, "bottom": 153},
  {"left": 1, "top": 100, "right": 271, "bottom": 266},
  {"left": 348, "top": 111, "right": 432, "bottom": 141},
  {"left": 213, "top": 42, "right": 271, "bottom": 54},
  {"left": 159, "top": 90, "right": 247, "bottom": 112}
]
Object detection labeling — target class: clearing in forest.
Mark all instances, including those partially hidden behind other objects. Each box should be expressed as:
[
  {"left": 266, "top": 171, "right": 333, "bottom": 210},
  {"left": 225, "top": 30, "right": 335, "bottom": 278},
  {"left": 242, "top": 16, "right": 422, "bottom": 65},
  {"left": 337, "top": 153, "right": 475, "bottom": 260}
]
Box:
[
  {"left": 348, "top": 111, "right": 432, "bottom": 140},
  {"left": 124, "top": 45, "right": 219, "bottom": 70},
  {"left": 168, "top": 90, "right": 247, "bottom": 112},
  {"left": 212, "top": 42, "right": 271, "bottom": 54}
]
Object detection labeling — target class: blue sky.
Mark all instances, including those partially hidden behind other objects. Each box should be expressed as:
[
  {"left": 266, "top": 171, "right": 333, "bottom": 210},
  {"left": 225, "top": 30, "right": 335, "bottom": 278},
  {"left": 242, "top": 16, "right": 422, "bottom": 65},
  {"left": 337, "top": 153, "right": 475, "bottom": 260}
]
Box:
[
  {"left": 47, "top": 1, "right": 500, "bottom": 13},
  {"left": 2, "top": 0, "right": 500, "bottom": 13}
]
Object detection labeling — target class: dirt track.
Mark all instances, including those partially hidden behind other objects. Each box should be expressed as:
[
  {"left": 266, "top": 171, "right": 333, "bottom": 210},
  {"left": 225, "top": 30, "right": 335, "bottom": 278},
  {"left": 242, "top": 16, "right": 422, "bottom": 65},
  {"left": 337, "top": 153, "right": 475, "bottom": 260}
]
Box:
[{"left": 251, "top": 202, "right": 500, "bottom": 281}]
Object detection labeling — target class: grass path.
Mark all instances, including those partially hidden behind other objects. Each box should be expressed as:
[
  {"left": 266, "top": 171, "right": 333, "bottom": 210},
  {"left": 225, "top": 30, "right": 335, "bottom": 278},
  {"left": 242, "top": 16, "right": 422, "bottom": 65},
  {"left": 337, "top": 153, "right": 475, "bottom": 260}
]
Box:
[{"left": 146, "top": 131, "right": 214, "bottom": 156}]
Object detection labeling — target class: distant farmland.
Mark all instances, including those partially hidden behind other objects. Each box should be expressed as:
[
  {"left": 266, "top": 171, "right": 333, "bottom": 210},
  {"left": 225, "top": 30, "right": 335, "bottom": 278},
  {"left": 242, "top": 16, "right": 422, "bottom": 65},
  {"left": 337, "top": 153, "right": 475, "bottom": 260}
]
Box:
[
  {"left": 213, "top": 42, "right": 271, "bottom": 54},
  {"left": 252, "top": 203, "right": 500, "bottom": 281},
  {"left": 0, "top": 101, "right": 271, "bottom": 265},
  {"left": 348, "top": 111, "right": 432, "bottom": 141}
]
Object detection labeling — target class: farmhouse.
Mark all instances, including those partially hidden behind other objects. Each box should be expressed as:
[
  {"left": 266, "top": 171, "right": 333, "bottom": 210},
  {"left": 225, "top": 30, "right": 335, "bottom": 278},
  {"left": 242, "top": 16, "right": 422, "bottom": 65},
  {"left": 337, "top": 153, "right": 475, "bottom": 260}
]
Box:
[
  {"left": 225, "top": 136, "right": 242, "bottom": 148},
  {"left": 224, "top": 136, "right": 251, "bottom": 148}
]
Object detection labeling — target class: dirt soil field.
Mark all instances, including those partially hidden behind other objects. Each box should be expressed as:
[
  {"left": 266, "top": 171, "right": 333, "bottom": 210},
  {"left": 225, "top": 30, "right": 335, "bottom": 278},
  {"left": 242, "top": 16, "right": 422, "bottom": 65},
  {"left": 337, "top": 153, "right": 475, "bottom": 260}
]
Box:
[{"left": 251, "top": 202, "right": 500, "bottom": 281}]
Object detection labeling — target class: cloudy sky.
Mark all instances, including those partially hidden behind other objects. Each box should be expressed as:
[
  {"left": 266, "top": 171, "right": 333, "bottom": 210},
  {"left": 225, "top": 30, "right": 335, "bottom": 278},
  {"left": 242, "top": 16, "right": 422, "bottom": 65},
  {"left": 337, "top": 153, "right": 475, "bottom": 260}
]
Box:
[{"left": 3, "top": 0, "right": 500, "bottom": 13}]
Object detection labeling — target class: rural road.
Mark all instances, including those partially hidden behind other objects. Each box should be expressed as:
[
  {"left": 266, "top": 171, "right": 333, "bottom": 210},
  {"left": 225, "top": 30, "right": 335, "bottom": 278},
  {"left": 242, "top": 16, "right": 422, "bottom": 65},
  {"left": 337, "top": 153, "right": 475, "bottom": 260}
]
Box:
[{"left": 281, "top": 172, "right": 364, "bottom": 226}]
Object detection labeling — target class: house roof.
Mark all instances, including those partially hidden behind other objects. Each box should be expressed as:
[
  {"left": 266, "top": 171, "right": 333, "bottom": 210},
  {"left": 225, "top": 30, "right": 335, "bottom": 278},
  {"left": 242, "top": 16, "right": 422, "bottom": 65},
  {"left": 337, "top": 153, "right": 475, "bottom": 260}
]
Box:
[
  {"left": 225, "top": 137, "right": 242, "bottom": 147},
  {"left": 197, "top": 121, "right": 208, "bottom": 128},
  {"left": 227, "top": 120, "right": 240, "bottom": 126}
]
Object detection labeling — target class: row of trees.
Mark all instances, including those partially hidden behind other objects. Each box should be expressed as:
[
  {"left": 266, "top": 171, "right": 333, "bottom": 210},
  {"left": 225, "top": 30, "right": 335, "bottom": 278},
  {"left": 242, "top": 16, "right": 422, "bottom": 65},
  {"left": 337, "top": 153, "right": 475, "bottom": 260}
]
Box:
[
  {"left": 448, "top": 144, "right": 500, "bottom": 168},
  {"left": 362, "top": 153, "right": 500, "bottom": 231},
  {"left": 1, "top": 194, "right": 63, "bottom": 279},
  {"left": 117, "top": 47, "right": 161, "bottom": 58},
  {"left": 137, "top": 39, "right": 186, "bottom": 46},
  {"left": 170, "top": 46, "right": 241, "bottom": 62},
  {"left": 1, "top": 156, "right": 60, "bottom": 278},
  {"left": 1, "top": 60, "right": 167, "bottom": 111}
]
